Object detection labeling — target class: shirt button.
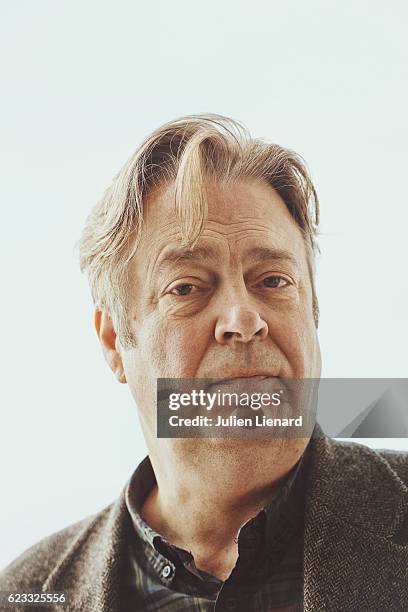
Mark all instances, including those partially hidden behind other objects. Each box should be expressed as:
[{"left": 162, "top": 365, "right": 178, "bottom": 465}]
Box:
[
  {"left": 224, "top": 597, "right": 237, "bottom": 610},
  {"left": 161, "top": 565, "right": 173, "bottom": 579}
]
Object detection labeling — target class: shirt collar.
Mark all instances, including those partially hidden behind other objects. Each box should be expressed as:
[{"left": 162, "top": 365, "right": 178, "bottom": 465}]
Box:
[{"left": 125, "top": 455, "right": 159, "bottom": 549}]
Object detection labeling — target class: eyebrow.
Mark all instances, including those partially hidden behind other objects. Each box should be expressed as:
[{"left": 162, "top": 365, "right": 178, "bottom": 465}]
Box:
[
  {"left": 243, "top": 247, "right": 299, "bottom": 267},
  {"left": 157, "top": 247, "right": 218, "bottom": 273},
  {"left": 157, "top": 245, "right": 299, "bottom": 272}
]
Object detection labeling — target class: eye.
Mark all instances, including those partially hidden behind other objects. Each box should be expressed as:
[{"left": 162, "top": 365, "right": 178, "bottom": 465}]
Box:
[
  {"left": 169, "top": 283, "right": 197, "bottom": 296},
  {"left": 260, "top": 275, "right": 291, "bottom": 288}
]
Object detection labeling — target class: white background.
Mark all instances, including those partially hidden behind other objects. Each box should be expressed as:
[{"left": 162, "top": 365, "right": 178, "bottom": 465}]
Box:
[{"left": 1, "top": 0, "right": 407, "bottom": 570}]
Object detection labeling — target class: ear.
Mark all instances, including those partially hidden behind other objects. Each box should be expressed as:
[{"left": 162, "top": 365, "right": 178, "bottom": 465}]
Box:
[{"left": 94, "top": 309, "right": 127, "bottom": 384}]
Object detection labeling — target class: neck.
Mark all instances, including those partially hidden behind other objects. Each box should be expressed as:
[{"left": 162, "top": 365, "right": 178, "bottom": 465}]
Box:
[{"left": 140, "top": 439, "right": 308, "bottom": 578}]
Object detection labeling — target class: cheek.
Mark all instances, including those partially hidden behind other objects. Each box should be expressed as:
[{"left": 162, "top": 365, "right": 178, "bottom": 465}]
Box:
[
  {"left": 269, "top": 310, "right": 319, "bottom": 377},
  {"left": 137, "top": 312, "right": 210, "bottom": 378}
]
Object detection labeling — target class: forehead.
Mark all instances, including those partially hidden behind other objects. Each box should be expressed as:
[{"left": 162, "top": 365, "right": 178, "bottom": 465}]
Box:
[{"left": 139, "top": 178, "right": 306, "bottom": 262}]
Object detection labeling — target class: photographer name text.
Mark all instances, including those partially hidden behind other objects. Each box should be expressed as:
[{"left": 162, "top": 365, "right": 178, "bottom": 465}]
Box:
[{"left": 168, "top": 415, "right": 303, "bottom": 427}]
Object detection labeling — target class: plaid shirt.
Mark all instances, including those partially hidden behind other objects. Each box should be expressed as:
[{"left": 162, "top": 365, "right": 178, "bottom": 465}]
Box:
[{"left": 121, "top": 447, "right": 310, "bottom": 611}]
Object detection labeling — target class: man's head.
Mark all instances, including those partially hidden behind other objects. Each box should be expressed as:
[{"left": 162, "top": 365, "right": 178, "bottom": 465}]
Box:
[{"left": 79, "top": 115, "right": 321, "bottom": 468}]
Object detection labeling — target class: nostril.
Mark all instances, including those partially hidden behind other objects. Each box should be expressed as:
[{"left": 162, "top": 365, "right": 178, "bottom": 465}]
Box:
[{"left": 223, "top": 332, "right": 234, "bottom": 340}]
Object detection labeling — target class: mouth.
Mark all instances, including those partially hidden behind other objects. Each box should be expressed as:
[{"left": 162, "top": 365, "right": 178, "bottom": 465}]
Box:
[
  {"left": 205, "top": 374, "right": 278, "bottom": 389},
  {"left": 217, "top": 374, "right": 269, "bottom": 382}
]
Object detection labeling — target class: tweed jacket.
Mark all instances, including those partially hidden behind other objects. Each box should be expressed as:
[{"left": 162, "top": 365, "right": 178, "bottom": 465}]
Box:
[{"left": 2, "top": 428, "right": 408, "bottom": 612}]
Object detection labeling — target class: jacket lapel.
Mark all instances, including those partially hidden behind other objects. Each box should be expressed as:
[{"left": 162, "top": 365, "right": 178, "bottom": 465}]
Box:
[
  {"left": 304, "top": 427, "right": 408, "bottom": 611},
  {"left": 42, "top": 488, "right": 131, "bottom": 612}
]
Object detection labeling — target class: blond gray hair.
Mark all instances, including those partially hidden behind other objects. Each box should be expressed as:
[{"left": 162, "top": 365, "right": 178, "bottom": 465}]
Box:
[{"left": 79, "top": 114, "right": 320, "bottom": 347}]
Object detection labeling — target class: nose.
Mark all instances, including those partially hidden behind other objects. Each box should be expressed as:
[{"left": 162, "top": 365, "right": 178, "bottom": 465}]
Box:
[{"left": 215, "top": 304, "right": 269, "bottom": 345}]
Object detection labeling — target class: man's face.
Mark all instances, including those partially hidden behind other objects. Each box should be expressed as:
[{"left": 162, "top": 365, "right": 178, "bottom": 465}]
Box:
[{"left": 119, "top": 178, "right": 321, "bottom": 444}]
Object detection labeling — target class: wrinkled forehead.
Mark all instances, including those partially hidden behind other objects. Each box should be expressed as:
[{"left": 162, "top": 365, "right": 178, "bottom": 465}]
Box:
[{"left": 141, "top": 177, "right": 306, "bottom": 253}]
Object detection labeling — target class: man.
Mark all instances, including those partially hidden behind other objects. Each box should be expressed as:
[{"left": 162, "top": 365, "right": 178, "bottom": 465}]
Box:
[{"left": 1, "top": 114, "right": 408, "bottom": 612}]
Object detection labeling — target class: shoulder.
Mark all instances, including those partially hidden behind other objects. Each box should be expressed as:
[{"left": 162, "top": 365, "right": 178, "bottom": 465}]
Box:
[
  {"left": 0, "top": 505, "right": 113, "bottom": 592},
  {"left": 375, "top": 447, "right": 408, "bottom": 484},
  {"left": 311, "top": 430, "right": 408, "bottom": 488},
  {"left": 307, "top": 432, "right": 408, "bottom": 539},
  {"left": 329, "top": 436, "right": 408, "bottom": 468}
]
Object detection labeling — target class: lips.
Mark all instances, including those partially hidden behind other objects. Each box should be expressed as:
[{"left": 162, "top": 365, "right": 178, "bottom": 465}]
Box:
[
  {"left": 205, "top": 374, "right": 279, "bottom": 391},
  {"left": 215, "top": 374, "right": 270, "bottom": 385}
]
